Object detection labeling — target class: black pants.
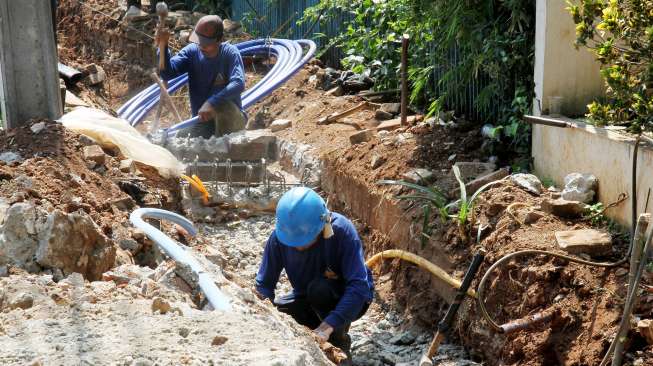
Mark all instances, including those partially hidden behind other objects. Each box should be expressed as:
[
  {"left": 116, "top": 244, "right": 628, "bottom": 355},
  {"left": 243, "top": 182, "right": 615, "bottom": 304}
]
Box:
[{"left": 274, "top": 278, "right": 369, "bottom": 349}]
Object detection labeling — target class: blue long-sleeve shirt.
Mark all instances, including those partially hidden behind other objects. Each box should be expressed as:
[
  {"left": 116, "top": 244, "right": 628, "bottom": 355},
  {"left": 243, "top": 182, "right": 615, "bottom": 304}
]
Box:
[
  {"left": 159, "top": 43, "right": 245, "bottom": 117},
  {"left": 256, "top": 212, "right": 375, "bottom": 329}
]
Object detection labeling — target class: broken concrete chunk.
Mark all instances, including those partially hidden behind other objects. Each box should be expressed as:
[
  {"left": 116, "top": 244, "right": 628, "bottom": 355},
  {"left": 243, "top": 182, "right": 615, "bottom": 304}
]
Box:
[
  {"left": 152, "top": 297, "right": 171, "bottom": 314},
  {"left": 85, "top": 64, "right": 106, "bottom": 85},
  {"left": 524, "top": 210, "right": 545, "bottom": 224},
  {"left": 0, "top": 151, "right": 22, "bottom": 164},
  {"left": 541, "top": 198, "right": 587, "bottom": 218},
  {"left": 375, "top": 109, "right": 393, "bottom": 121},
  {"left": 402, "top": 169, "right": 435, "bottom": 185},
  {"left": 349, "top": 130, "right": 374, "bottom": 145},
  {"left": 270, "top": 119, "right": 292, "bottom": 132},
  {"left": 562, "top": 173, "right": 598, "bottom": 203},
  {"left": 36, "top": 210, "right": 116, "bottom": 281},
  {"left": 83, "top": 145, "right": 106, "bottom": 165},
  {"left": 510, "top": 173, "right": 543, "bottom": 195},
  {"left": 555, "top": 229, "right": 612, "bottom": 256},
  {"left": 380, "top": 103, "right": 401, "bottom": 115},
  {"left": 30, "top": 122, "right": 46, "bottom": 134},
  {"left": 119, "top": 159, "right": 136, "bottom": 173},
  {"left": 371, "top": 155, "right": 386, "bottom": 169},
  {"left": 0, "top": 203, "right": 43, "bottom": 267},
  {"left": 638, "top": 319, "right": 653, "bottom": 345},
  {"left": 8, "top": 292, "right": 34, "bottom": 310}
]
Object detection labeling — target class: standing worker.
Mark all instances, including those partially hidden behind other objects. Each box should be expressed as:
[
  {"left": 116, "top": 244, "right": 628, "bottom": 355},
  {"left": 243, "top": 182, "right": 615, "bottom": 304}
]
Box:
[
  {"left": 255, "top": 187, "right": 375, "bottom": 361},
  {"left": 156, "top": 15, "right": 247, "bottom": 138}
]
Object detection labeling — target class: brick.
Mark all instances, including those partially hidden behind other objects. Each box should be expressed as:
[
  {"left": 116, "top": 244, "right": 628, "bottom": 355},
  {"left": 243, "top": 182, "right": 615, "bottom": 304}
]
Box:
[{"left": 83, "top": 145, "right": 106, "bottom": 165}]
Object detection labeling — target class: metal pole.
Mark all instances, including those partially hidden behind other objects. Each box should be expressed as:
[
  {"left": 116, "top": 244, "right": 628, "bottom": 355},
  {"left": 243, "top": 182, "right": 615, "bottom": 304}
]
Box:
[{"left": 400, "top": 34, "right": 410, "bottom": 126}]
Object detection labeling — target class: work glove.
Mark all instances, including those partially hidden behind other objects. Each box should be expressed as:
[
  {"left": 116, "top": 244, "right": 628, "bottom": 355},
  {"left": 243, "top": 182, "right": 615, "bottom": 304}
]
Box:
[
  {"left": 198, "top": 101, "right": 216, "bottom": 122},
  {"left": 313, "top": 321, "right": 334, "bottom": 343}
]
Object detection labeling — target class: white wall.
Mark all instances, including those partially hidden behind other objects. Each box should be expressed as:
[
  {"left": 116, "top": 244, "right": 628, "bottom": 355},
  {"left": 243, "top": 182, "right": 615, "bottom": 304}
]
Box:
[{"left": 533, "top": 0, "right": 604, "bottom": 117}]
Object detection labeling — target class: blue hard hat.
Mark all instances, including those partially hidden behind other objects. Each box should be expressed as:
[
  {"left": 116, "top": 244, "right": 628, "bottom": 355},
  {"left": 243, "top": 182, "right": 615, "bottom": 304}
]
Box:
[{"left": 275, "top": 187, "right": 329, "bottom": 247}]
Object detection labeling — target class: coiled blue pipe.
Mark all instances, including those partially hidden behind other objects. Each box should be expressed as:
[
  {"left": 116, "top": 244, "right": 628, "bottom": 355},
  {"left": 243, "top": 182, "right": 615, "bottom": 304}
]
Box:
[
  {"left": 118, "top": 39, "right": 316, "bottom": 137},
  {"left": 129, "top": 208, "right": 232, "bottom": 312}
]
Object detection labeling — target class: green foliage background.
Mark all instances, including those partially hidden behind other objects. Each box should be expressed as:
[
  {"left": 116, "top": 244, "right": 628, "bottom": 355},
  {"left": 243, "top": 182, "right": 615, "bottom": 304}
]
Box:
[
  {"left": 569, "top": 0, "right": 653, "bottom": 132},
  {"left": 301, "top": 0, "right": 536, "bottom": 152}
]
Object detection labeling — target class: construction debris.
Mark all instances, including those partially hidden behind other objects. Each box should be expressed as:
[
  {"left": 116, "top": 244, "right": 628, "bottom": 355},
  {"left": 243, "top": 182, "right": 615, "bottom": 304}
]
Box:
[
  {"left": 562, "top": 173, "right": 598, "bottom": 203},
  {"left": 510, "top": 173, "right": 544, "bottom": 195},
  {"left": 555, "top": 229, "right": 612, "bottom": 256},
  {"left": 541, "top": 198, "right": 587, "bottom": 218}
]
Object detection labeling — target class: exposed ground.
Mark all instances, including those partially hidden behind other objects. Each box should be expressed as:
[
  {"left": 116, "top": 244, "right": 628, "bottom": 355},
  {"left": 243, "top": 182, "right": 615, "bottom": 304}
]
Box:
[{"left": 1, "top": 0, "right": 650, "bottom": 365}]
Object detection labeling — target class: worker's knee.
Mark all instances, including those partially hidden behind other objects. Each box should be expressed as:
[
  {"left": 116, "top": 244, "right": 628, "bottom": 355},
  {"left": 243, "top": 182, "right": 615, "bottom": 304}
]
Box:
[{"left": 306, "top": 277, "right": 344, "bottom": 312}]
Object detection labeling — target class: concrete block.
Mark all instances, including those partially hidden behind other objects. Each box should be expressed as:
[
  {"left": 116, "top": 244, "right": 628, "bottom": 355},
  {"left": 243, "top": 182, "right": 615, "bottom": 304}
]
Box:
[
  {"left": 228, "top": 142, "right": 267, "bottom": 161},
  {"left": 83, "top": 145, "right": 106, "bottom": 165},
  {"left": 555, "top": 229, "right": 612, "bottom": 256},
  {"left": 270, "top": 119, "right": 292, "bottom": 132},
  {"left": 541, "top": 198, "right": 587, "bottom": 218},
  {"left": 349, "top": 130, "right": 374, "bottom": 145}
]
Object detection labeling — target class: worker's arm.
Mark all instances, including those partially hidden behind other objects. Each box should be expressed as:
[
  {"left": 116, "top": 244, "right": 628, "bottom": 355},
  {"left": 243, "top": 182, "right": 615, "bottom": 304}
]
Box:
[
  {"left": 323, "top": 222, "right": 372, "bottom": 330},
  {"left": 255, "top": 234, "right": 283, "bottom": 300},
  {"left": 206, "top": 45, "right": 245, "bottom": 107},
  {"left": 157, "top": 45, "right": 192, "bottom": 81}
]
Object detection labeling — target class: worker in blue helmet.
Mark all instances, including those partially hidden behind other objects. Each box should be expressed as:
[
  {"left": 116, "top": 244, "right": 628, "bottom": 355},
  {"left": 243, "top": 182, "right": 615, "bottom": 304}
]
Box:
[{"left": 256, "top": 187, "right": 374, "bottom": 357}]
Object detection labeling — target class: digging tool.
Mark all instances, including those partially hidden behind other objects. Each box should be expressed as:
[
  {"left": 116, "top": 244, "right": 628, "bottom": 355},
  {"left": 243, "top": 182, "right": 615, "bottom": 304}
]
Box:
[
  {"left": 419, "top": 250, "right": 485, "bottom": 366},
  {"left": 317, "top": 102, "right": 370, "bottom": 126},
  {"left": 151, "top": 73, "right": 183, "bottom": 123},
  {"left": 152, "top": 2, "right": 170, "bottom": 131}
]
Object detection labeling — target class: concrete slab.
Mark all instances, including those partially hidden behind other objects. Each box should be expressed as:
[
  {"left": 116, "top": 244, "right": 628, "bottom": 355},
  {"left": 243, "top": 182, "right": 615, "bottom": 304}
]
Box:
[{"left": 555, "top": 229, "right": 612, "bottom": 256}]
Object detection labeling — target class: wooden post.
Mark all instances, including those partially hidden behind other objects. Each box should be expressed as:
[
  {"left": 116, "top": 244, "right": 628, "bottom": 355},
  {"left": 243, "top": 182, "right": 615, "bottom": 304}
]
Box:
[{"left": 400, "top": 34, "right": 410, "bottom": 126}]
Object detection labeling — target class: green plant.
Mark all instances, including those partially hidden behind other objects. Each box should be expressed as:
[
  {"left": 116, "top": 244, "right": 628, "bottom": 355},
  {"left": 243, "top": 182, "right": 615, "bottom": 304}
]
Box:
[
  {"left": 301, "top": 0, "right": 536, "bottom": 151},
  {"left": 192, "top": 0, "right": 231, "bottom": 18},
  {"left": 377, "top": 179, "right": 448, "bottom": 249},
  {"left": 568, "top": 0, "right": 653, "bottom": 132}
]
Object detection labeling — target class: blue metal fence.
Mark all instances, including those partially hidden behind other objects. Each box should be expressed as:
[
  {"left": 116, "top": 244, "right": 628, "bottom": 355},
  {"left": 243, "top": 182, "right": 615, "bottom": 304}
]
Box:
[{"left": 230, "top": 0, "right": 494, "bottom": 122}]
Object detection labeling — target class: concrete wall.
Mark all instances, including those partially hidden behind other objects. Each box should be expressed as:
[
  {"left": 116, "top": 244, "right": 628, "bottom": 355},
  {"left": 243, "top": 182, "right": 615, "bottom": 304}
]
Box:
[
  {"left": 532, "top": 120, "right": 652, "bottom": 227},
  {"left": 0, "top": 0, "right": 62, "bottom": 128},
  {"left": 533, "top": 0, "right": 604, "bottom": 117}
]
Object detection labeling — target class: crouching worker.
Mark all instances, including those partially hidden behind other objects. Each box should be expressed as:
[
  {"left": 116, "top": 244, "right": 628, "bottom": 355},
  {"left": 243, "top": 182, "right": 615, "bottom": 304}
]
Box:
[
  {"left": 255, "top": 187, "right": 374, "bottom": 357},
  {"left": 156, "top": 15, "right": 247, "bottom": 138}
]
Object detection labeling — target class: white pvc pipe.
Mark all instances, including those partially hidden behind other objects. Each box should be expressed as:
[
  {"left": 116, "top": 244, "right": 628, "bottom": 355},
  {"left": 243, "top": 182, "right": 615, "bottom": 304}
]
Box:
[{"left": 129, "top": 208, "right": 231, "bottom": 311}]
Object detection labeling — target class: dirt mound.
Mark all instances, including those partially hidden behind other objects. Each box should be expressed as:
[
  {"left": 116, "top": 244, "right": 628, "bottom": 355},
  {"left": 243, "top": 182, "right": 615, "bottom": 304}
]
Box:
[{"left": 0, "top": 120, "right": 177, "bottom": 279}]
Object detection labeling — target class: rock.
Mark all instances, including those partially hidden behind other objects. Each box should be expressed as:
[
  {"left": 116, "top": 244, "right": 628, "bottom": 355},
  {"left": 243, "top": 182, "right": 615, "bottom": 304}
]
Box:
[
  {"left": 152, "top": 297, "right": 171, "bottom": 314},
  {"left": 83, "top": 145, "right": 106, "bottom": 165},
  {"left": 562, "top": 173, "right": 598, "bottom": 203},
  {"left": 0, "top": 151, "right": 22, "bottom": 164},
  {"left": 8, "top": 292, "right": 34, "bottom": 310},
  {"left": 370, "top": 155, "right": 385, "bottom": 169},
  {"left": 638, "top": 319, "right": 653, "bottom": 344},
  {"left": 380, "top": 103, "right": 401, "bottom": 115},
  {"left": 524, "top": 210, "right": 545, "bottom": 224},
  {"left": 460, "top": 167, "right": 510, "bottom": 197},
  {"left": 178, "top": 327, "right": 190, "bottom": 338},
  {"left": 119, "top": 238, "right": 141, "bottom": 252},
  {"left": 111, "top": 197, "right": 136, "bottom": 211},
  {"left": 0, "top": 203, "right": 43, "bottom": 267},
  {"left": 0, "top": 265, "right": 7, "bottom": 277},
  {"left": 555, "top": 229, "right": 612, "bottom": 256},
  {"left": 123, "top": 6, "right": 148, "bottom": 21},
  {"left": 212, "top": 335, "right": 228, "bottom": 346},
  {"left": 541, "top": 198, "right": 587, "bottom": 218},
  {"left": 326, "top": 86, "right": 344, "bottom": 97},
  {"left": 402, "top": 169, "right": 435, "bottom": 185},
  {"left": 30, "top": 122, "right": 46, "bottom": 134},
  {"left": 78, "top": 135, "right": 96, "bottom": 146},
  {"left": 453, "top": 162, "right": 496, "bottom": 181},
  {"left": 349, "top": 130, "right": 374, "bottom": 145},
  {"left": 132, "top": 358, "right": 153, "bottom": 366},
  {"left": 131, "top": 228, "right": 146, "bottom": 242},
  {"left": 510, "top": 173, "right": 543, "bottom": 195},
  {"left": 389, "top": 331, "right": 416, "bottom": 345},
  {"left": 119, "top": 159, "right": 136, "bottom": 174},
  {"left": 615, "top": 268, "right": 628, "bottom": 276},
  {"left": 375, "top": 109, "right": 393, "bottom": 121},
  {"left": 85, "top": 64, "right": 106, "bottom": 85},
  {"left": 35, "top": 210, "right": 116, "bottom": 281},
  {"left": 270, "top": 119, "right": 292, "bottom": 132}
]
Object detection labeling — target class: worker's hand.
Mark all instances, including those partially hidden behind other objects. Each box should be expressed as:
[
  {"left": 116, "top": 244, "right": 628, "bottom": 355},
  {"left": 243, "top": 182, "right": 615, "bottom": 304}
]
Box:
[
  {"left": 155, "top": 27, "right": 170, "bottom": 46},
  {"left": 198, "top": 101, "right": 216, "bottom": 122},
  {"left": 313, "top": 322, "right": 334, "bottom": 343}
]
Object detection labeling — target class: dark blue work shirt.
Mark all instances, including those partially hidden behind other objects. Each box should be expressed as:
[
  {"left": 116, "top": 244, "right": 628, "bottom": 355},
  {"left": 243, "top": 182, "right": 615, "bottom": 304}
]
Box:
[
  {"left": 159, "top": 43, "right": 245, "bottom": 117},
  {"left": 256, "top": 212, "right": 375, "bottom": 329}
]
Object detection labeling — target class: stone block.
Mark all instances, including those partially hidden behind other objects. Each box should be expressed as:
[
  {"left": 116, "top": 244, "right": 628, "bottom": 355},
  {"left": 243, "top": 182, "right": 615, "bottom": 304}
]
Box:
[
  {"left": 541, "top": 198, "right": 587, "bottom": 218},
  {"left": 375, "top": 109, "right": 393, "bottom": 121},
  {"left": 510, "top": 173, "right": 544, "bottom": 195},
  {"left": 555, "top": 229, "right": 612, "bottom": 256},
  {"left": 83, "top": 145, "right": 106, "bottom": 165}
]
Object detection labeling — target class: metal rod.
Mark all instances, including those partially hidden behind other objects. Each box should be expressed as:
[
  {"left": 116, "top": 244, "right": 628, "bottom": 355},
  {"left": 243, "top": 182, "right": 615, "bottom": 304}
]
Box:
[
  {"left": 400, "top": 34, "right": 410, "bottom": 126},
  {"left": 523, "top": 115, "right": 571, "bottom": 128}
]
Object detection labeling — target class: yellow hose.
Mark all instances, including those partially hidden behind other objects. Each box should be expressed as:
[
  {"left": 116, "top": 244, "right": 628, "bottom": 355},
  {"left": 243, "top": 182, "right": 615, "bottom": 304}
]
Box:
[
  {"left": 181, "top": 174, "right": 210, "bottom": 205},
  {"left": 366, "top": 250, "right": 477, "bottom": 298}
]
